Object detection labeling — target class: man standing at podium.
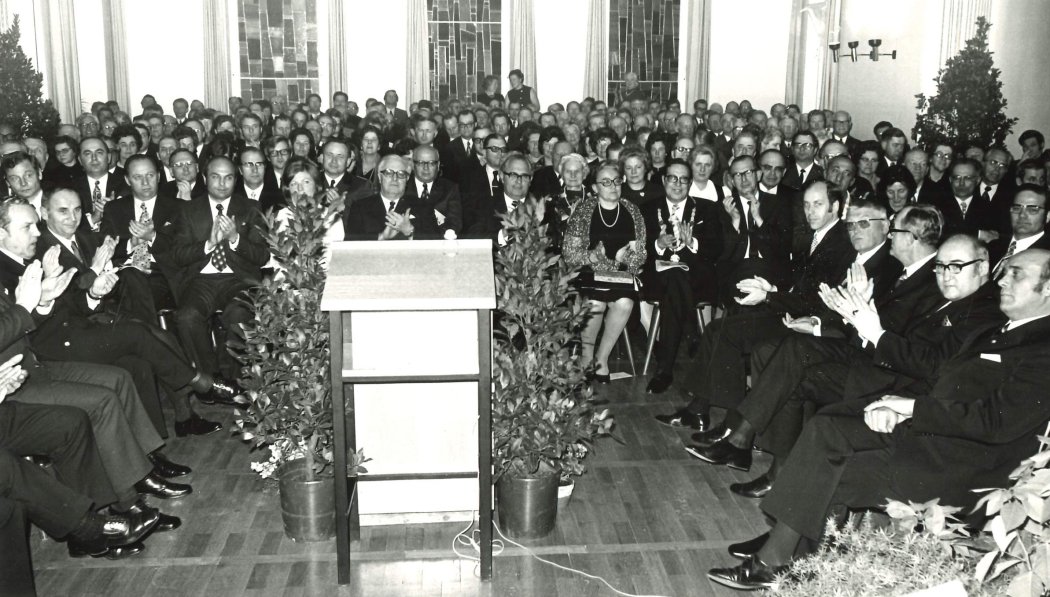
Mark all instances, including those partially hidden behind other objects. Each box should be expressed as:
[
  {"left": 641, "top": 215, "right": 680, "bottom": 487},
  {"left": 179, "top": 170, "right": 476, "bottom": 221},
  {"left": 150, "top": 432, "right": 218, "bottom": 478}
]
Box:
[{"left": 344, "top": 155, "right": 439, "bottom": 241}]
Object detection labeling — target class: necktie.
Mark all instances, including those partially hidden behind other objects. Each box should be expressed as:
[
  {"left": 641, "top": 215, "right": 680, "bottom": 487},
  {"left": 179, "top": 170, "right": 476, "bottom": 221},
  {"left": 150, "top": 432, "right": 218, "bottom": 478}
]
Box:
[
  {"left": 328, "top": 178, "right": 335, "bottom": 188},
  {"left": 894, "top": 270, "right": 909, "bottom": 288},
  {"left": 799, "top": 167, "right": 806, "bottom": 183},
  {"left": 993, "top": 239, "right": 1017, "bottom": 279},
  {"left": 669, "top": 203, "right": 680, "bottom": 223},
  {"left": 492, "top": 171, "right": 503, "bottom": 197},
  {"left": 981, "top": 185, "right": 991, "bottom": 204},
  {"left": 466, "top": 138, "right": 472, "bottom": 153},
  {"left": 93, "top": 180, "right": 101, "bottom": 207},
  {"left": 421, "top": 183, "right": 430, "bottom": 203},
  {"left": 210, "top": 204, "right": 228, "bottom": 271},
  {"left": 745, "top": 200, "right": 758, "bottom": 258},
  {"left": 959, "top": 199, "right": 969, "bottom": 217},
  {"left": 510, "top": 199, "right": 520, "bottom": 211},
  {"left": 70, "top": 240, "right": 84, "bottom": 263},
  {"left": 809, "top": 231, "right": 821, "bottom": 255},
  {"left": 130, "top": 202, "right": 152, "bottom": 272},
  {"left": 388, "top": 200, "right": 396, "bottom": 212}
]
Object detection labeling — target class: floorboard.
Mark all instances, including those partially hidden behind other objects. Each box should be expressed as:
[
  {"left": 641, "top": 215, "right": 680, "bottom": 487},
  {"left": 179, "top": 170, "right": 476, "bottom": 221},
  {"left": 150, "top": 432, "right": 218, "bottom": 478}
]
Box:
[{"left": 29, "top": 330, "right": 764, "bottom": 597}]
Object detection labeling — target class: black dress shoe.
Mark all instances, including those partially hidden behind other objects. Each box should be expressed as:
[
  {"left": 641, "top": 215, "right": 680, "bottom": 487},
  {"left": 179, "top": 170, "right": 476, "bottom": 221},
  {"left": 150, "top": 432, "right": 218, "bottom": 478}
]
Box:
[
  {"left": 135, "top": 473, "right": 192, "bottom": 500},
  {"left": 149, "top": 451, "right": 192, "bottom": 478},
  {"left": 729, "top": 532, "right": 769, "bottom": 560},
  {"left": 690, "top": 424, "right": 730, "bottom": 447},
  {"left": 687, "top": 336, "right": 701, "bottom": 358},
  {"left": 654, "top": 408, "right": 709, "bottom": 430},
  {"left": 593, "top": 372, "right": 610, "bottom": 384},
  {"left": 174, "top": 413, "right": 222, "bottom": 438},
  {"left": 67, "top": 510, "right": 159, "bottom": 557},
  {"left": 708, "top": 555, "right": 787, "bottom": 591},
  {"left": 730, "top": 474, "right": 773, "bottom": 499},
  {"left": 684, "top": 437, "right": 752, "bottom": 471},
  {"left": 103, "top": 541, "right": 146, "bottom": 559},
  {"left": 646, "top": 372, "right": 673, "bottom": 394},
  {"left": 198, "top": 377, "right": 242, "bottom": 406},
  {"left": 114, "top": 502, "right": 181, "bottom": 533}
]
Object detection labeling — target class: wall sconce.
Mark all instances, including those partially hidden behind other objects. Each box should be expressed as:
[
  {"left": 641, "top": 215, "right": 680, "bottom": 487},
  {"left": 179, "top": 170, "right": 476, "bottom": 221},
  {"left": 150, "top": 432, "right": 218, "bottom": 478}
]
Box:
[
  {"left": 828, "top": 41, "right": 859, "bottom": 63},
  {"left": 867, "top": 39, "right": 897, "bottom": 61},
  {"left": 829, "top": 39, "right": 897, "bottom": 63}
]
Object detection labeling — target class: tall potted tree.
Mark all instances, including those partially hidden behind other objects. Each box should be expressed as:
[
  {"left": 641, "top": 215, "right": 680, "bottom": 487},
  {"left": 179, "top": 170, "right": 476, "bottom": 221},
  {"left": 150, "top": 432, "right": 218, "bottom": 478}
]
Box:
[
  {"left": 234, "top": 190, "right": 367, "bottom": 542},
  {"left": 492, "top": 201, "right": 614, "bottom": 539},
  {"left": 0, "top": 17, "right": 60, "bottom": 139}
]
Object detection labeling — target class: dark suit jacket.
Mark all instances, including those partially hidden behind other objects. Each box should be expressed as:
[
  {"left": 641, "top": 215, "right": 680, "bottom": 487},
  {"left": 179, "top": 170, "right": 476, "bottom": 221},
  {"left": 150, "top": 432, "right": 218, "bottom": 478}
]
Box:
[
  {"left": 461, "top": 164, "right": 503, "bottom": 239},
  {"left": 70, "top": 172, "right": 130, "bottom": 227},
  {"left": 765, "top": 220, "right": 855, "bottom": 317},
  {"left": 331, "top": 174, "right": 374, "bottom": 210},
  {"left": 343, "top": 192, "right": 440, "bottom": 241},
  {"left": 100, "top": 194, "right": 184, "bottom": 267},
  {"left": 719, "top": 190, "right": 793, "bottom": 298},
  {"left": 440, "top": 138, "right": 477, "bottom": 184},
  {"left": 869, "top": 257, "right": 943, "bottom": 337},
  {"left": 153, "top": 195, "right": 270, "bottom": 300},
  {"left": 834, "top": 135, "right": 862, "bottom": 160},
  {"left": 232, "top": 181, "right": 285, "bottom": 216},
  {"left": 159, "top": 176, "right": 207, "bottom": 200},
  {"left": 640, "top": 197, "right": 723, "bottom": 301},
  {"left": 989, "top": 233, "right": 1050, "bottom": 270},
  {"left": 403, "top": 177, "right": 463, "bottom": 235},
  {"left": 34, "top": 226, "right": 100, "bottom": 292},
  {"left": 781, "top": 162, "right": 823, "bottom": 191},
  {"left": 932, "top": 193, "right": 999, "bottom": 239},
  {"left": 530, "top": 166, "right": 561, "bottom": 199},
  {"left": 859, "top": 241, "right": 904, "bottom": 303}
]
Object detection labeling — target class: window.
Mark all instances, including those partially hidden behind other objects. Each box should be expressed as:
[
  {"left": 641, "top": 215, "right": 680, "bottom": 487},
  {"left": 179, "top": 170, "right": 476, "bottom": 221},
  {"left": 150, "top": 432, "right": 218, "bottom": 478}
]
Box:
[
  {"left": 236, "top": 0, "right": 319, "bottom": 103},
  {"left": 608, "top": 0, "right": 681, "bottom": 105},
  {"left": 427, "top": 0, "right": 502, "bottom": 104}
]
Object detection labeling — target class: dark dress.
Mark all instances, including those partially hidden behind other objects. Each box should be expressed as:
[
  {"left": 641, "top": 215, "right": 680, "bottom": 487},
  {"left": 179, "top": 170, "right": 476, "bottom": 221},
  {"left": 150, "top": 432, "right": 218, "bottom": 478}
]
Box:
[
  {"left": 507, "top": 85, "right": 534, "bottom": 107},
  {"left": 621, "top": 181, "right": 666, "bottom": 209},
  {"left": 568, "top": 201, "right": 646, "bottom": 302}
]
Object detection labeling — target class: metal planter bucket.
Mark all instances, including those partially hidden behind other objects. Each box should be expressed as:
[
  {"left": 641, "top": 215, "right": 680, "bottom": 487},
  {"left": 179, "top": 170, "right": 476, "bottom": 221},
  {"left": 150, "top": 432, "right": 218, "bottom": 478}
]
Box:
[
  {"left": 496, "top": 474, "right": 559, "bottom": 539},
  {"left": 278, "top": 459, "right": 336, "bottom": 542}
]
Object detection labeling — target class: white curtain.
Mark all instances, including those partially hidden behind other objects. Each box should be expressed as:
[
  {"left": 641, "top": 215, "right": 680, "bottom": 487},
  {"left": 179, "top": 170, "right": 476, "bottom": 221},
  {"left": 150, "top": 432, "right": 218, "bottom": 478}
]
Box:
[
  {"left": 818, "top": 0, "right": 842, "bottom": 108},
  {"left": 203, "top": 0, "right": 232, "bottom": 111},
  {"left": 328, "top": 0, "right": 347, "bottom": 97},
  {"left": 582, "top": 0, "right": 607, "bottom": 101},
  {"left": 39, "top": 0, "right": 81, "bottom": 122},
  {"left": 783, "top": 0, "right": 807, "bottom": 106},
  {"left": 784, "top": 0, "right": 841, "bottom": 110},
  {"left": 682, "top": 0, "right": 712, "bottom": 105},
  {"left": 101, "top": 0, "right": 129, "bottom": 111},
  {"left": 510, "top": 0, "right": 536, "bottom": 94},
  {"left": 939, "top": 0, "right": 991, "bottom": 65},
  {"left": 406, "top": 0, "right": 430, "bottom": 105}
]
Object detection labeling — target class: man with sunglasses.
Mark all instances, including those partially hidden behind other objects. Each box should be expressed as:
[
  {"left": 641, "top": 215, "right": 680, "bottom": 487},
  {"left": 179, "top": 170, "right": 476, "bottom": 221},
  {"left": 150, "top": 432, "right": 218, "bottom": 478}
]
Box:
[{"left": 344, "top": 154, "right": 438, "bottom": 241}]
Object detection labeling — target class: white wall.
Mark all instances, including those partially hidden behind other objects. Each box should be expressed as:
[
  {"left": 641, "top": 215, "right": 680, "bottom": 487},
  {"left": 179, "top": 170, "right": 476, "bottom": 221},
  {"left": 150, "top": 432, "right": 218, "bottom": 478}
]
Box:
[
  {"left": 124, "top": 0, "right": 206, "bottom": 114},
  {"left": 989, "top": 0, "right": 1050, "bottom": 149},
  {"left": 345, "top": 0, "right": 408, "bottom": 108},
  {"left": 706, "top": 0, "right": 792, "bottom": 112},
  {"left": 532, "top": 0, "right": 588, "bottom": 109}
]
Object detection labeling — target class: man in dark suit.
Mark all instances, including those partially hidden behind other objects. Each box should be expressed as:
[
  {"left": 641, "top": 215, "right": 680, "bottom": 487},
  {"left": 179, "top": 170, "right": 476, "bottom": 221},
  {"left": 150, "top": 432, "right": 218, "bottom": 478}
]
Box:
[
  {"left": 640, "top": 159, "right": 723, "bottom": 393},
  {"left": 829, "top": 111, "right": 861, "bottom": 159},
  {"left": 440, "top": 109, "right": 478, "bottom": 184},
  {"left": 382, "top": 90, "right": 410, "bottom": 130},
  {"left": 155, "top": 156, "right": 270, "bottom": 380},
  {"left": 932, "top": 157, "right": 1000, "bottom": 242},
  {"left": 708, "top": 248, "right": 1050, "bottom": 590},
  {"left": 72, "top": 136, "right": 130, "bottom": 230},
  {"left": 756, "top": 149, "right": 806, "bottom": 256},
  {"left": 1, "top": 151, "right": 54, "bottom": 218},
  {"left": 462, "top": 133, "right": 511, "bottom": 240},
  {"left": 233, "top": 147, "right": 283, "bottom": 214},
  {"left": 319, "top": 138, "right": 372, "bottom": 211},
  {"left": 989, "top": 184, "right": 1050, "bottom": 276},
  {"left": 876, "top": 127, "right": 908, "bottom": 176},
  {"left": 981, "top": 146, "right": 1019, "bottom": 239},
  {"left": 161, "top": 148, "right": 207, "bottom": 201},
  {"left": 344, "top": 155, "right": 439, "bottom": 241},
  {"left": 780, "top": 131, "right": 822, "bottom": 192},
  {"left": 690, "top": 232, "right": 995, "bottom": 495},
  {"left": 405, "top": 145, "right": 463, "bottom": 237},
  {"left": 662, "top": 182, "right": 851, "bottom": 429}
]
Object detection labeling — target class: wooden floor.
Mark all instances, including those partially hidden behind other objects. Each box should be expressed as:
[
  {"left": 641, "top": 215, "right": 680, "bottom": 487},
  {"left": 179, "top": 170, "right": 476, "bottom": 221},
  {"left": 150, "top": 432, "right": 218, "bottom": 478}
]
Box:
[{"left": 29, "top": 337, "right": 769, "bottom": 597}]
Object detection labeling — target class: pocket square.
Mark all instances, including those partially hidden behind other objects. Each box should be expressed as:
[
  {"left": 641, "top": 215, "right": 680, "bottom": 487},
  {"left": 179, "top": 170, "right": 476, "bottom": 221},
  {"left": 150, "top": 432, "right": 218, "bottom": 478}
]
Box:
[
  {"left": 942, "top": 316, "right": 952, "bottom": 327},
  {"left": 980, "top": 353, "right": 1002, "bottom": 363}
]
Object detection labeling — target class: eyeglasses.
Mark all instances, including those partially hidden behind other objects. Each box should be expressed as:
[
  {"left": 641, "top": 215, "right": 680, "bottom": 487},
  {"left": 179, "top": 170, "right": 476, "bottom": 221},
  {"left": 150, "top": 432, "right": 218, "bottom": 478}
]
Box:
[
  {"left": 933, "top": 151, "right": 953, "bottom": 159},
  {"left": 934, "top": 259, "right": 983, "bottom": 275},
  {"left": 759, "top": 164, "right": 785, "bottom": 173},
  {"left": 888, "top": 227, "right": 917, "bottom": 239},
  {"left": 414, "top": 160, "right": 439, "bottom": 168},
  {"left": 501, "top": 171, "right": 532, "bottom": 183},
  {"left": 379, "top": 169, "right": 411, "bottom": 180},
  {"left": 1010, "top": 204, "right": 1046, "bottom": 215},
  {"left": 172, "top": 161, "right": 196, "bottom": 169},
  {"left": 950, "top": 175, "right": 976, "bottom": 182},
  {"left": 730, "top": 169, "right": 757, "bottom": 179},
  {"left": 595, "top": 177, "right": 623, "bottom": 188},
  {"left": 986, "top": 159, "right": 1007, "bottom": 169},
  {"left": 486, "top": 146, "right": 507, "bottom": 153},
  {"left": 674, "top": 146, "right": 693, "bottom": 153},
  {"left": 794, "top": 142, "right": 815, "bottom": 149},
  {"left": 268, "top": 149, "right": 290, "bottom": 157},
  {"left": 663, "top": 174, "right": 689, "bottom": 185},
  {"left": 845, "top": 218, "right": 887, "bottom": 231},
  {"left": 240, "top": 161, "right": 265, "bottom": 169}
]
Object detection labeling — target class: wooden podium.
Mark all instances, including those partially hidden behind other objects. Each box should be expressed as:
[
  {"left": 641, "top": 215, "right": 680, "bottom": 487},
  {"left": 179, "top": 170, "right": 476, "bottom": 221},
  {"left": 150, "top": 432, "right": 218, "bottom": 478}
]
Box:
[{"left": 320, "top": 239, "right": 496, "bottom": 585}]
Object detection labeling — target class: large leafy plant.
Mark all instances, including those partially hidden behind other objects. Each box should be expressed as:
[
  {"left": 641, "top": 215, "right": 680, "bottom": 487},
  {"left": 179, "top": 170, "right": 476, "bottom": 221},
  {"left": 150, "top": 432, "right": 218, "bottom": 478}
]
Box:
[
  {"left": 913, "top": 17, "right": 1016, "bottom": 150},
  {"left": 492, "top": 201, "right": 614, "bottom": 481},
  {"left": 234, "top": 191, "right": 366, "bottom": 481},
  {"left": 0, "top": 17, "right": 60, "bottom": 139}
]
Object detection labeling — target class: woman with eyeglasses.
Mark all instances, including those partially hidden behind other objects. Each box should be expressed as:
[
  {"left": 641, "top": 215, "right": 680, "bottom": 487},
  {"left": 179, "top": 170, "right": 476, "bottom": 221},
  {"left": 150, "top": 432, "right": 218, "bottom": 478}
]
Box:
[
  {"left": 563, "top": 161, "right": 647, "bottom": 383},
  {"left": 876, "top": 165, "right": 917, "bottom": 215},
  {"left": 618, "top": 146, "right": 665, "bottom": 208},
  {"left": 855, "top": 140, "right": 882, "bottom": 192},
  {"left": 928, "top": 143, "right": 954, "bottom": 186}
]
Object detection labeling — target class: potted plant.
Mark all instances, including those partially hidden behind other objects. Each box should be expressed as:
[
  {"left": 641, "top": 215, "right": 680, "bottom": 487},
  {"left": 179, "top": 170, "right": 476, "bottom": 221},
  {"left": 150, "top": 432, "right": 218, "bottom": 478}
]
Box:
[
  {"left": 492, "top": 200, "right": 614, "bottom": 539},
  {"left": 233, "top": 189, "right": 368, "bottom": 542}
]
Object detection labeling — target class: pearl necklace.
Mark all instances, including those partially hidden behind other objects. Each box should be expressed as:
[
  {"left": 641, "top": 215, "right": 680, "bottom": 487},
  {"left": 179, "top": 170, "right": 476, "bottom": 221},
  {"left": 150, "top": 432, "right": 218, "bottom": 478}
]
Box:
[{"left": 598, "top": 201, "right": 621, "bottom": 228}]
